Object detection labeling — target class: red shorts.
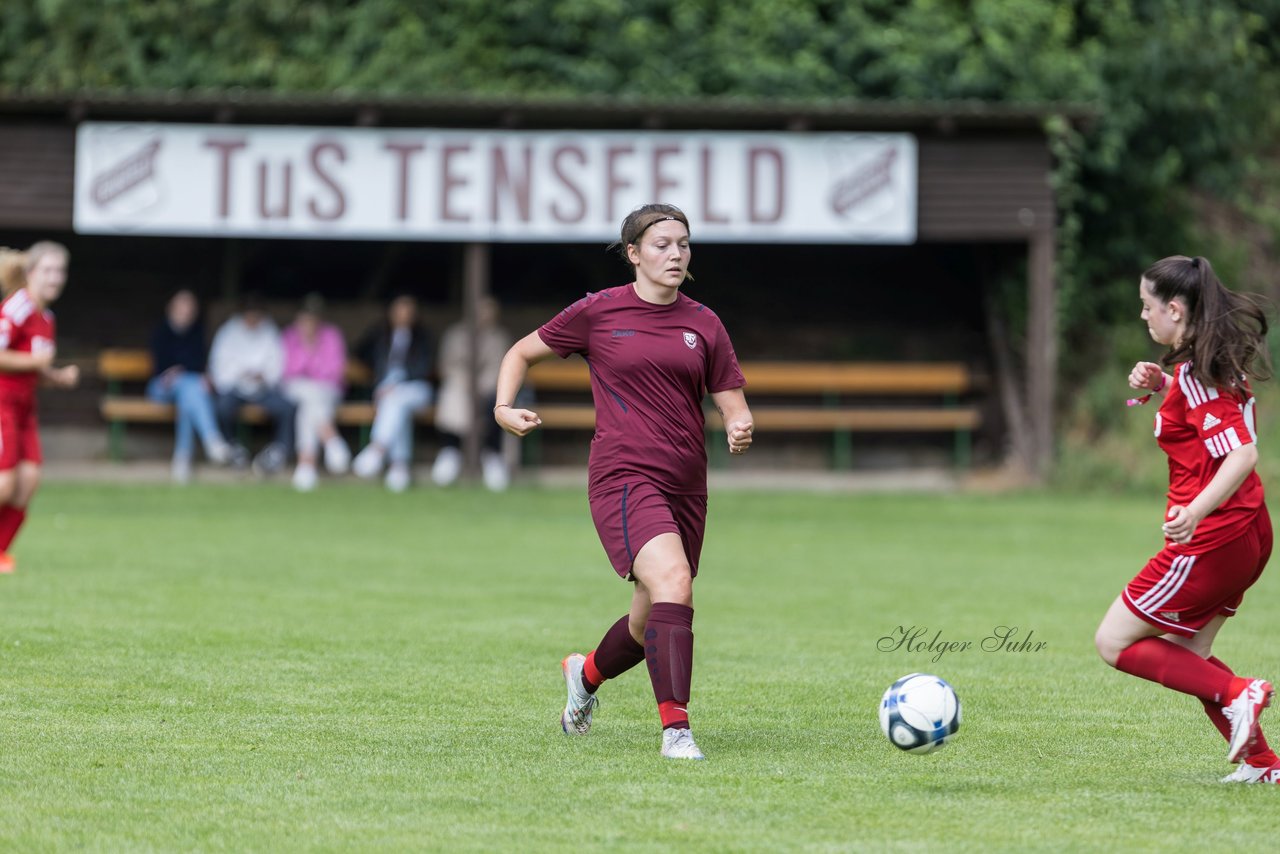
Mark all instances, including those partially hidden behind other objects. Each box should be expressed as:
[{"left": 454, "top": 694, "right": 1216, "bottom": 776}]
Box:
[
  {"left": 1123, "top": 509, "right": 1272, "bottom": 637},
  {"left": 0, "top": 397, "right": 41, "bottom": 470},
  {"left": 588, "top": 481, "right": 708, "bottom": 579}
]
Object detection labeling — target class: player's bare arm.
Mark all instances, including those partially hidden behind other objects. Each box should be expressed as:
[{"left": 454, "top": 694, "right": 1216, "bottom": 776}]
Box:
[
  {"left": 0, "top": 348, "right": 54, "bottom": 373},
  {"left": 494, "top": 330, "right": 556, "bottom": 437},
  {"left": 1127, "top": 361, "right": 1169, "bottom": 392},
  {"left": 40, "top": 364, "right": 79, "bottom": 389},
  {"left": 710, "top": 387, "right": 753, "bottom": 455}
]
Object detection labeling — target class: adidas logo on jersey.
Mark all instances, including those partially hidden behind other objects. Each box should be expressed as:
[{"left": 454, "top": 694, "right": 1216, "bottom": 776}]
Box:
[{"left": 1202, "top": 413, "right": 1222, "bottom": 431}]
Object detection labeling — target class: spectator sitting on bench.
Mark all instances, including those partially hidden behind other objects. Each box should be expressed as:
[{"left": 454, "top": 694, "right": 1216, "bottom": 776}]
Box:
[
  {"left": 352, "top": 294, "right": 434, "bottom": 492},
  {"left": 431, "top": 296, "right": 512, "bottom": 491},
  {"left": 282, "top": 293, "right": 351, "bottom": 492},
  {"left": 147, "top": 289, "right": 245, "bottom": 483},
  {"left": 209, "top": 292, "right": 296, "bottom": 477}
]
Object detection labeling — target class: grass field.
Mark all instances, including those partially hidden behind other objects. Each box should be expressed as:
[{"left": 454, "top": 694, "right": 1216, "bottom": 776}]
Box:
[{"left": 3, "top": 481, "right": 1279, "bottom": 851}]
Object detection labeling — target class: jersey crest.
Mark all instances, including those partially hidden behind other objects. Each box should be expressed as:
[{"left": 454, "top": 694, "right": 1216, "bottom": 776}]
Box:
[{"left": 683, "top": 331, "right": 698, "bottom": 349}]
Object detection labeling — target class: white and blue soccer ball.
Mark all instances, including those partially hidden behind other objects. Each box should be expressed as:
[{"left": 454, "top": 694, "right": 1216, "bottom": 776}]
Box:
[{"left": 879, "top": 673, "right": 961, "bottom": 754}]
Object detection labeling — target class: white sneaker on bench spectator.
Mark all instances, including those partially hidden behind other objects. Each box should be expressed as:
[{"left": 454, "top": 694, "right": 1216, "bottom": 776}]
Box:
[
  {"left": 324, "top": 436, "right": 351, "bottom": 474},
  {"left": 353, "top": 445, "right": 384, "bottom": 479}
]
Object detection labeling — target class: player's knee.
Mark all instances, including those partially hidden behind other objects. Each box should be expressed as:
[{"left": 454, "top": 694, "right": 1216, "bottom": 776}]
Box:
[
  {"left": 1094, "top": 629, "right": 1122, "bottom": 667},
  {"left": 651, "top": 562, "right": 693, "bottom": 604},
  {"left": 14, "top": 470, "right": 40, "bottom": 506}
]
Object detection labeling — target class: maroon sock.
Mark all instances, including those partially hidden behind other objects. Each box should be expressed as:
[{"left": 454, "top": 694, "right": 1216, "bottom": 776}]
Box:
[
  {"left": 644, "top": 602, "right": 694, "bottom": 730},
  {"left": 1205, "top": 656, "right": 1279, "bottom": 765},
  {"left": 0, "top": 505, "right": 26, "bottom": 551},
  {"left": 582, "top": 615, "right": 645, "bottom": 694},
  {"left": 1115, "top": 637, "right": 1242, "bottom": 704}
]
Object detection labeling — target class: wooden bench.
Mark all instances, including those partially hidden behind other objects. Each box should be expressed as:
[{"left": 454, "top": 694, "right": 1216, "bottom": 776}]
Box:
[
  {"left": 525, "top": 359, "right": 981, "bottom": 469},
  {"left": 97, "top": 348, "right": 433, "bottom": 461},
  {"left": 101, "top": 349, "right": 981, "bottom": 469}
]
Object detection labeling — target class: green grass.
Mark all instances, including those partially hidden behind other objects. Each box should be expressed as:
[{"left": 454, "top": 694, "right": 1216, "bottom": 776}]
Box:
[{"left": 3, "top": 482, "right": 1279, "bottom": 851}]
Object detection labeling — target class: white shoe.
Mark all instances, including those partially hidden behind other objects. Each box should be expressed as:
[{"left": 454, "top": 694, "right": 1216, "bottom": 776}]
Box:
[
  {"left": 431, "top": 447, "right": 463, "bottom": 486},
  {"left": 205, "top": 441, "right": 233, "bottom": 465},
  {"left": 385, "top": 464, "right": 410, "bottom": 493},
  {"left": 352, "top": 445, "right": 385, "bottom": 479},
  {"left": 252, "top": 442, "right": 288, "bottom": 476},
  {"left": 1224, "top": 679, "right": 1274, "bottom": 763},
  {"left": 661, "top": 727, "right": 705, "bottom": 760},
  {"left": 1221, "top": 763, "right": 1271, "bottom": 783},
  {"left": 292, "top": 464, "right": 318, "bottom": 492},
  {"left": 481, "top": 449, "right": 509, "bottom": 492},
  {"left": 560, "top": 653, "right": 598, "bottom": 735},
  {"left": 324, "top": 436, "right": 351, "bottom": 474},
  {"left": 171, "top": 455, "right": 192, "bottom": 485}
]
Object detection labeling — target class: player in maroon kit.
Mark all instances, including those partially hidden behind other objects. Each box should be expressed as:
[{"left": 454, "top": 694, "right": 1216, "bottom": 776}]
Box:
[
  {"left": 1095, "top": 255, "right": 1278, "bottom": 782},
  {"left": 0, "top": 242, "right": 80, "bottom": 574},
  {"left": 494, "top": 204, "right": 753, "bottom": 759}
]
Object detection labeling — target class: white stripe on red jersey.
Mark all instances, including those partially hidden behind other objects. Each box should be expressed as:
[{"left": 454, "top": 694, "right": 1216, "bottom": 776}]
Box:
[
  {"left": 1178, "top": 367, "right": 1219, "bottom": 409},
  {"left": 1243, "top": 398, "right": 1258, "bottom": 442},
  {"left": 1, "top": 289, "right": 35, "bottom": 326},
  {"left": 1204, "top": 427, "right": 1244, "bottom": 459}
]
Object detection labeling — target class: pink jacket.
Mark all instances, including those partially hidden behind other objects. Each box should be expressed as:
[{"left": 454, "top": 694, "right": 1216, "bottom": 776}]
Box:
[{"left": 282, "top": 323, "right": 346, "bottom": 390}]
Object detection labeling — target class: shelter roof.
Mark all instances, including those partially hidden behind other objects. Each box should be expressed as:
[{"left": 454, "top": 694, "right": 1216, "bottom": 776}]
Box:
[{"left": 0, "top": 89, "right": 1094, "bottom": 133}]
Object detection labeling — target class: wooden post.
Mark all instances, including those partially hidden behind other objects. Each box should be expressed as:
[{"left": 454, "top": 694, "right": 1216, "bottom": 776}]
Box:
[
  {"left": 220, "top": 238, "right": 241, "bottom": 304},
  {"left": 1027, "top": 230, "right": 1057, "bottom": 480},
  {"left": 461, "top": 243, "right": 490, "bottom": 480}
]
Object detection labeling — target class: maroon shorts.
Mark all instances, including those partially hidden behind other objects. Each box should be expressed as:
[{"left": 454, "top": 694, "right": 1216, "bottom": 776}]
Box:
[
  {"left": 1122, "top": 510, "right": 1272, "bottom": 637},
  {"left": 0, "top": 397, "right": 41, "bottom": 470},
  {"left": 588, "top": 481, "right": 708, "bottom": 579}
]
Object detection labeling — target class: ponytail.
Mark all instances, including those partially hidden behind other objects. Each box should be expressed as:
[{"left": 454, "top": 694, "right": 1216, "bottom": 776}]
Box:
[
  {"left": 1144, "top": 255, "right": 1271, "bottom": 388},
  {"left": 0, "top": 247, "right": 26, "bottom": 297}
]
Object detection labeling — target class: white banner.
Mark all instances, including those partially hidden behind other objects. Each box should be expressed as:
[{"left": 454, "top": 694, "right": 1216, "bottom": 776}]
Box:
[{"left": 74, "top": 122, "right": 916, "bottom": 243}]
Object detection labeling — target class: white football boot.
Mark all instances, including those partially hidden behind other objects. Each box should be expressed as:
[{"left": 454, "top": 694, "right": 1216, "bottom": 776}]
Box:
[
  {"left": 1221, "top": 763, "right": 1271, "bottom": 783},
  {"left": 1224, "top": 678, "right": 1274, "bottom": 763},
  {"left": 661, "top": 727, "right": 705, "bottom": 760},
  {"left": 560, "top": 653, "right": 598, "bottom": 735}
]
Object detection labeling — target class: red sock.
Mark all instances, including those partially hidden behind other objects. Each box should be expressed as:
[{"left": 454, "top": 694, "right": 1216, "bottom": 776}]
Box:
[
  {"left": 644, "top": 603, "right": 694, "bottom": 730},
  {"left": 582, "top": 615, "right": 645, "bottom": 694},
  {"left": 1204, "top": 656, "right": 1279, "bottom": 766},
  {"left": 0, "top": 505, "right": 26, "bottom": 552},
  {"left": 1115, "top": 637, "right": 1243, "bottom": 703}
]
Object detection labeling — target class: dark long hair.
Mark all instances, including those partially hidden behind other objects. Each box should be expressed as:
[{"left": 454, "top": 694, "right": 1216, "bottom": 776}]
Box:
[{"left": 1144, "top": 255, "right": 1271, "bottom": 388}]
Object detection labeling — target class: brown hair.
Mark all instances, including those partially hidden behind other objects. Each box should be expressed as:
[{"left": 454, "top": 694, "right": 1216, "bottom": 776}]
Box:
[
  {"left": 609, "top": 203, "right": 691, "bottom": 265},
  {"left": 1144, "top": 254, "right": 1271, "bottom": 388},
  {"left": 0, "top": 241, "right": 69, "bottom": 297}
]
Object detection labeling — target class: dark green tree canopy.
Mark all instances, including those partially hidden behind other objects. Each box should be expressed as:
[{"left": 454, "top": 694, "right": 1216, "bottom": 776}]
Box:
[{"left": 3, "top": 0, "right": 1278, "bottom": 345}]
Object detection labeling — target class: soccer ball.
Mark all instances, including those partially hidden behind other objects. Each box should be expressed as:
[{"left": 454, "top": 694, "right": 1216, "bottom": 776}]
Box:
[{"left": 879, "top": 673, "right": 961, "bottom": 754}]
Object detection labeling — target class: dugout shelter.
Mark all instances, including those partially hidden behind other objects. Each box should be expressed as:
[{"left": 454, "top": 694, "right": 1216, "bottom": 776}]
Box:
[{"left": 0, "top": 91, "right": 1091, "bottom": 477}]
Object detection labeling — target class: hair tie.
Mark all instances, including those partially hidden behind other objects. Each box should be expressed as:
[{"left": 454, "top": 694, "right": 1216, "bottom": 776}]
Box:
[{"left": 1190, "top": 256, "right": 1201, "bottom": 269}]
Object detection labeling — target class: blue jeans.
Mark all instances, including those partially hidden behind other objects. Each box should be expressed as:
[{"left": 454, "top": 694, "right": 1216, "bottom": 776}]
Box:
[
  {"left": 216, "top": 387, "right": 297, "bottom": 456},
  {"left": 147, "top": 373, "right": 226, "bottom": 460},
  {"left": 371, "top": 380, "right": 433, "bottom": 464}
]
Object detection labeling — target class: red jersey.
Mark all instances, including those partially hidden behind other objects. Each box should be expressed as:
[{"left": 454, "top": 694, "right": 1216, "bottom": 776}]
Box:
[
  {"left": 0, "top": 289, "right": 56, "bottom": 402},
  {"left": 1155, "top": 361, "right": 1265, "bottom": 554},
  {"left": 538, "top": 284, "right": 745, "bottom": 496}
]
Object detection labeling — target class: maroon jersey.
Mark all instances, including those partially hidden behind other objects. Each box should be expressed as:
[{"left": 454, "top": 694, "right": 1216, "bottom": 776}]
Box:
[
  {"left": 538, "top": 284, "right": 745, "bottom": 496},
  {"left": 0, "top": 289, "right": 55, "bottom": 402},
  {"left": 1155, "top": 361, "right": 1265, "bottom": 554}
]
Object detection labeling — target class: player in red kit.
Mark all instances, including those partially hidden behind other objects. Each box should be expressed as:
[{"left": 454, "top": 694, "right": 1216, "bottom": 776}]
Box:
[
  {"left": 0, "top": 242, "right": 80, "bottom": 574},
  {"left": 1095, "top": 255, "right": 1278, "bottom": 783},
  {"left": 495, "top": 204, "right": 753, "bottom": 760}
]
